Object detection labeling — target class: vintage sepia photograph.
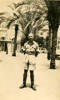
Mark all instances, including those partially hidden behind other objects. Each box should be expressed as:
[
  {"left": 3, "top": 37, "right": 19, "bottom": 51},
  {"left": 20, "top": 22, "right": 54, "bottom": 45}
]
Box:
[{"left": 0, "top": 0, "right": 60, "bottom": 100}]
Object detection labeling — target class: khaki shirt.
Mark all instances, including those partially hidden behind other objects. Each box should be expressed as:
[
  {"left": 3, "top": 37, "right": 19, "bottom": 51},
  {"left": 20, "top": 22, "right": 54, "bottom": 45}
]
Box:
[{"left": 22, "top": 41, "right": 39, "bottom": 55}]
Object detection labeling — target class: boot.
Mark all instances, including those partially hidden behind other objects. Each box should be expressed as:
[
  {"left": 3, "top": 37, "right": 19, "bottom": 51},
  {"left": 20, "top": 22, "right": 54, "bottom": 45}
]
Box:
[
  {"left": 30, "top": 71, "right": 36, "bottom": 91},
  {"left": 20, "top": 70, "right": 28, "bottom": 89},
  {"left": 20, "top": 84, "right": 26, "bottom": 89}
]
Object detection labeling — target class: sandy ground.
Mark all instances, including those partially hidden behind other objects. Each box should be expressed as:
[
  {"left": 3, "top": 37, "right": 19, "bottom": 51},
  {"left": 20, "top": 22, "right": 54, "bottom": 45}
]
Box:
[{"left": 0, "top": 51, "right": 60, "bottom": 100}]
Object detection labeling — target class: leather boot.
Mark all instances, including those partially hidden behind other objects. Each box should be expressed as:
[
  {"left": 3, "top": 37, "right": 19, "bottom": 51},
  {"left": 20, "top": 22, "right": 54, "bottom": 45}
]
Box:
[
  {"left": 20, "top": 70, "right": 28, "bottom": 89},
  {"left": 30, "top": 71, "right": 36, "bottom": 91}
]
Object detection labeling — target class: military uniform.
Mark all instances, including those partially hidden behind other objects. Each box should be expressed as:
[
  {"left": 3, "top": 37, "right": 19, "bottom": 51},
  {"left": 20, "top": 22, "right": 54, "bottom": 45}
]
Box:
[
  {"left": 23, "top": 41, "right": 39, "bottom": 71},
  {"left": 20, "top": 33, "right": 39, "bottom": 90}
]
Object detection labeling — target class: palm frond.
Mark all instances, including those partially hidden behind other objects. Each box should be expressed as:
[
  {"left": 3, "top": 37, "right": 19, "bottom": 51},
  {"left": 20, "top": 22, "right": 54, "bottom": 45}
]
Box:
[{"left": 7, "top": 18, "right": 16, "bottom": 28}]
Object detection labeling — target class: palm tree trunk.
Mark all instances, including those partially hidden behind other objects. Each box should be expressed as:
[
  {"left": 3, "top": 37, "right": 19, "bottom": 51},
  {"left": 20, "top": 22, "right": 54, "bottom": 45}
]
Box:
[
  {"left": 5, "top": 42, "right": 8, "bottom": 54},
  {"left": 50, "top": 28, "right": 58, "bottom": 69},
  {"left": 12, "top": 24, "right": 18, "bottom": 56},
  {"left": 47, "top": 23, "right": 52, "bottom": 60}
]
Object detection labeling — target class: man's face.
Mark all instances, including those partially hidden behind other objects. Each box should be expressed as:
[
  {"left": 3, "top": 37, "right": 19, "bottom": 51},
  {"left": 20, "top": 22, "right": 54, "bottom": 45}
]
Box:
[{"left": 28, "top": 34, "right": 34, "bottom": 42}]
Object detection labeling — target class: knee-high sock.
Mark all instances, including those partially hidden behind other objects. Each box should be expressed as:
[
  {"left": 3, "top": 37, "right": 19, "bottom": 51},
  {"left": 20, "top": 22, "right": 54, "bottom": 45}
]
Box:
[
  {"left": 23, "top": 70, "right": 28, "bottom": 86},
  {"left": 30, "top": 71, "right": 34, "bottom": 87}
]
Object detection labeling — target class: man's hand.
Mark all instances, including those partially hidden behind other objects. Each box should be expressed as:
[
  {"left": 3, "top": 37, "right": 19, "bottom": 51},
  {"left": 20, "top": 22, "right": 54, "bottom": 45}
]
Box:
[
  {"left": 35, "top": 51, "right": 40, "bottom": 57},
  {"left": 20, "top": 48, "right": 26, "bottom": 54},
  {"left": 20, "top": 49, "right": 23, "bottom": 53}
]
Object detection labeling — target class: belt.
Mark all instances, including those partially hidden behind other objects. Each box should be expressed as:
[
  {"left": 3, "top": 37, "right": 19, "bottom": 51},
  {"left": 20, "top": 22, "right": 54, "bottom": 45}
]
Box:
[{"left": 25, "top": 52, "right": 35, "bottom": 55}]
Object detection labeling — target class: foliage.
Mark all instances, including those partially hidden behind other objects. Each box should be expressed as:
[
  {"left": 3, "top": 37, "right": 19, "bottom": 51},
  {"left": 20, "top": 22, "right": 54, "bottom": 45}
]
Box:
[
  {"left": 45, "top": 1, "right": 60, "bottom": 29},
  {"left": 6, "top": 0, "right": 48, "bottom": 45}
]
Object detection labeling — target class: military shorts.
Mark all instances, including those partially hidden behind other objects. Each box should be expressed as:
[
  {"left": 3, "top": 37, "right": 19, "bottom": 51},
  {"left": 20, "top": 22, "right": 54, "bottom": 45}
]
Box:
[{"left": 24, "top": 54, "right": 36, "bottom": 71}]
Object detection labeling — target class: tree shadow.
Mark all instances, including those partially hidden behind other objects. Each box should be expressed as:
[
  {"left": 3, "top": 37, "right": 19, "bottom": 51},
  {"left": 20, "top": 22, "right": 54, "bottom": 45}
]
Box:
[
  {"left": 26, "top": 83, "right": 38, "bottom": 88},
  {"left": 0, "top": 59, "right": 2, "bottom": 62}
]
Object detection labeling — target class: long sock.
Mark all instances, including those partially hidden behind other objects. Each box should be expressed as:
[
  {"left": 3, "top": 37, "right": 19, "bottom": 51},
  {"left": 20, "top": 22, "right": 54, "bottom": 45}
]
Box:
[
  {"left": 23, "top": 70, "right": 28, "bottom": 86},
  {"left": 30, "top": 71, "right": 34, "bottom": 87}
]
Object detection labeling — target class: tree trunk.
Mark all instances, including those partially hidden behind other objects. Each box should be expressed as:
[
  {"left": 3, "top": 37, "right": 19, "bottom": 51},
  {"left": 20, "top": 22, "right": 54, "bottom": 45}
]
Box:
[
  {"left": 47, "top": 23, "right": 52, "bottom": 60},
  {"left": 5, "top": 42, "right": 8, "bottom": 54},
  {"left": 12, "top": 24, "right": 18, "bottom": 56},
  {"left": 50, "top": 28, "right": 58, "bottom": 69}
]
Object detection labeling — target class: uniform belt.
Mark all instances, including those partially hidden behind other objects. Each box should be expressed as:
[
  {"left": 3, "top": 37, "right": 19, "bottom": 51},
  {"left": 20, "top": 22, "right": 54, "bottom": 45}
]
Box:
[{"left": 26, "top": 52, "right": 35, "bottom": 55}]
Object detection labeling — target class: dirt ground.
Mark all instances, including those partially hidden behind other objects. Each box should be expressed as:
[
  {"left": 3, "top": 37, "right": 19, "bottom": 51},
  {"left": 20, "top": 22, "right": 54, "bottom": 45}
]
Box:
[{"left": 0, "top": 51, "right": 60, "bottom": 100}]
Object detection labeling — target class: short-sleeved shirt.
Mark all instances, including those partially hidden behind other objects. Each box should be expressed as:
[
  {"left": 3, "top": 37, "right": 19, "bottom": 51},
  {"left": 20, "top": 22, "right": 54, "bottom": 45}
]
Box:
[
  {"left": 22, "top": 41, "right": 39, "bottom": 70},
  {"left": 23, "top": 41, "right": 39, "bottom": 54}
]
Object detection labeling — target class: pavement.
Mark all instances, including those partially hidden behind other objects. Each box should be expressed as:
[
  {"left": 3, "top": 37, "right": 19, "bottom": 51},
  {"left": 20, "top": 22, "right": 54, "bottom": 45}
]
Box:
[{"left": 0, "top": 51, "right": 60, "bottom": 100}]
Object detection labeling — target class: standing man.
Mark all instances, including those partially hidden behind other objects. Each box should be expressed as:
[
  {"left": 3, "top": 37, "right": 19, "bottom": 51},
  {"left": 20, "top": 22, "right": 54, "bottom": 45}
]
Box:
[{"left": 20, "top": 33, "right": 39, "bottom": 91}]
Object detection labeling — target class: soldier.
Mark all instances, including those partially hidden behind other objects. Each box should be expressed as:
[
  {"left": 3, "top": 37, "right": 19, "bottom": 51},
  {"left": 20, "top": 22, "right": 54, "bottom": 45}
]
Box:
[{"left": 20, "top": 33, "right": 39, "bottom": 91}]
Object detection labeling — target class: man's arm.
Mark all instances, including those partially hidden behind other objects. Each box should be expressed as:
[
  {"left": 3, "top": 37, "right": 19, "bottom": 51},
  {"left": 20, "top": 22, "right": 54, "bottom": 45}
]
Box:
[
  {"left": 20, "top": 47, "right": 25, "bottom": 53},
  {"left": 20, "top": 43, "right": 27, "bottom": 54}
]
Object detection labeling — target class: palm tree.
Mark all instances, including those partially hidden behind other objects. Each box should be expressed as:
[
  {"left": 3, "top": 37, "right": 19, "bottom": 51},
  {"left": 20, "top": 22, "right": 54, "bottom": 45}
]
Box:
[
  {"left": 7, "top": 0, "right": 48, "bottom": 56},
  {"left": 45, "top": 0, "right": 60, "bottom": 69}
]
